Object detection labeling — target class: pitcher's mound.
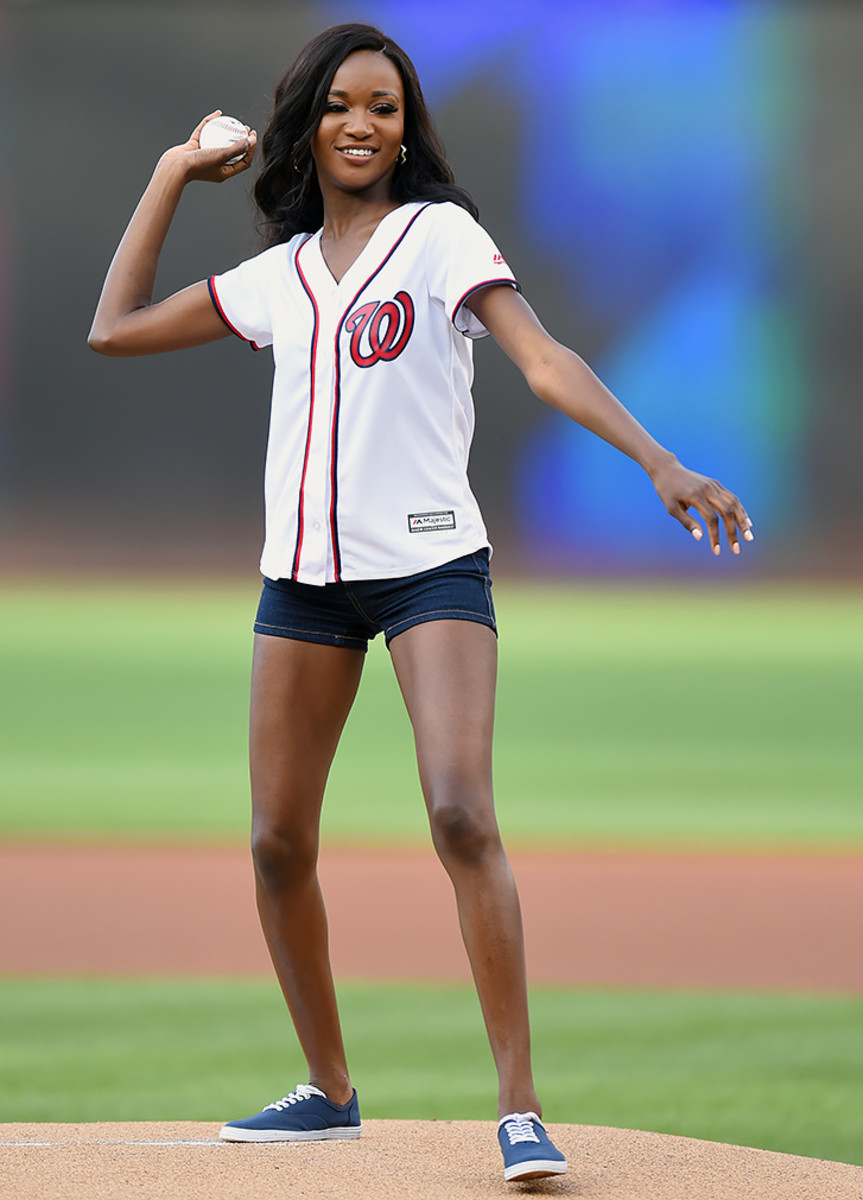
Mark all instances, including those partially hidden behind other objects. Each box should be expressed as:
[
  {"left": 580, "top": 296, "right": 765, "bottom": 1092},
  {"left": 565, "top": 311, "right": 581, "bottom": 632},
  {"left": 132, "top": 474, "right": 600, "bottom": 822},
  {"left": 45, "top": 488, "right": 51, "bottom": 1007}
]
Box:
[{"left": 1, "top": 1119, "right": 861, "bottom": 1200}]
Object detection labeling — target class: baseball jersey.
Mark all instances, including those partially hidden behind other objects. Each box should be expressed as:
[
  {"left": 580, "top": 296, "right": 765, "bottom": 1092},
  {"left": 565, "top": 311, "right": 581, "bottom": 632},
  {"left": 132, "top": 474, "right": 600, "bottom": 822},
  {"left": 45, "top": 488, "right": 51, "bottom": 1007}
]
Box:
[{"left": 208, "top": 200, "right": 518, "bottom": 585}]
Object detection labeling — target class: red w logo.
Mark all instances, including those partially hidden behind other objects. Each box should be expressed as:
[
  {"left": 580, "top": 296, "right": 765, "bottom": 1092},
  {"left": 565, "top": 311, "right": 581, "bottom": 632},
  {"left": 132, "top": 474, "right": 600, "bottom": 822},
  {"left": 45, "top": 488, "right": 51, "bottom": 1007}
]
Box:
[{"left": 345, "top": 291, "right": 415, "bottom": 367}]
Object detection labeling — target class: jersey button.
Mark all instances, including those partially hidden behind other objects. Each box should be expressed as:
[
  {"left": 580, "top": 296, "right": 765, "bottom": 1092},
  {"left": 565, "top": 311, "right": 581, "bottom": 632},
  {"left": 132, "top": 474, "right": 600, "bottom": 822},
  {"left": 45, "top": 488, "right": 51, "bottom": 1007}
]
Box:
[{"left": 313, "top": 521, "right": 322, "bottom": 531}]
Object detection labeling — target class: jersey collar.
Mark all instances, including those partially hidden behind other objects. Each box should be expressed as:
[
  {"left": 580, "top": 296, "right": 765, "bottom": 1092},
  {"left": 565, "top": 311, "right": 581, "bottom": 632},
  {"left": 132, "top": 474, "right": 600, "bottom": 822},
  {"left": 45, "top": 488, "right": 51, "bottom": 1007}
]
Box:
[{"left": 301, "top": 202, "right": 427, "bottom": 302}]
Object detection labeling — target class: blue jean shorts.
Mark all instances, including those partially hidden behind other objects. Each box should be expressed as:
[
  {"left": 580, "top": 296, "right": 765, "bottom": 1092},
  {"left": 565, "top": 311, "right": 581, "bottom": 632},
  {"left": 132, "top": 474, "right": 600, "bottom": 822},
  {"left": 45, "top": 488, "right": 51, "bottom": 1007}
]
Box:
[{"left": 254, "top": 549, "right": 496, "bottom": 651}]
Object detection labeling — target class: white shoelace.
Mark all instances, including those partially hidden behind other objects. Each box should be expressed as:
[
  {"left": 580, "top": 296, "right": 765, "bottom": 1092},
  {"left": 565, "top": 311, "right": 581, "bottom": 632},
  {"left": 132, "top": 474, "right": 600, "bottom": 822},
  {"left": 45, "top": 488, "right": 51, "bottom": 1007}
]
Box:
[
  {"left": 499, "top": 1111, "right": 542, "bottom": 1145},
  {"left": 264, "top": 1084, "right": 326, "bottom": 1112}
]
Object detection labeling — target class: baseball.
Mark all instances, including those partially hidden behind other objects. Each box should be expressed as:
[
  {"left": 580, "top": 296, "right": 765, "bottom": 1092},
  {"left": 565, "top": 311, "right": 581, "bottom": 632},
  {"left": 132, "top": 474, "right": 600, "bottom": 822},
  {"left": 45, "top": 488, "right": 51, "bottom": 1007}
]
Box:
[{"left": 199, "top": 114, "right": 248, "bottom": 164}]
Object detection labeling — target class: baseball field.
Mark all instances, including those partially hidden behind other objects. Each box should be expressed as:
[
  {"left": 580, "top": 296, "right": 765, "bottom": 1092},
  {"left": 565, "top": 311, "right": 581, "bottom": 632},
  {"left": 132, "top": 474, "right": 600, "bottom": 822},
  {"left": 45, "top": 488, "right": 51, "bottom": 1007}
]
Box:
[{"left": 1, "top": 579, "right": 862, "bottom": 1175}]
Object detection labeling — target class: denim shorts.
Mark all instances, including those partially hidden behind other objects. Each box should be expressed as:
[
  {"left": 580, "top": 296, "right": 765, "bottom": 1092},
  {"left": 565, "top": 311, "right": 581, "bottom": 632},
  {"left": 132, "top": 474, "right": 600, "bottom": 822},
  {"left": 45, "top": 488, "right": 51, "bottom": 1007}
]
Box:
[{"left": 254, "top": 549, "right": 496, "bottom": 651}]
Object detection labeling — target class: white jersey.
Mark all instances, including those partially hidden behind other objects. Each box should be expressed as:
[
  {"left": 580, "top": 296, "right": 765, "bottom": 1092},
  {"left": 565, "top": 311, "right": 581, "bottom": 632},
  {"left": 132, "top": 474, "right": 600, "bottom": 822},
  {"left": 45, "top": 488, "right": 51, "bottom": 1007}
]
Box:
[{"left": 209, "top": 201, "right": 518, "bottom": 585}]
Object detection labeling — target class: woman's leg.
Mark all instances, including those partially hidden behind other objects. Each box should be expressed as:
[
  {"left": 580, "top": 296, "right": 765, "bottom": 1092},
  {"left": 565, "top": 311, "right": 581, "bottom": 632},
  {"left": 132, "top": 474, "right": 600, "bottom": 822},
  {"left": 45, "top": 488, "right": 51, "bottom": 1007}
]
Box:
[
  {"left": 249, "top": 632, "right": 365, "bottom": 1104},
  {"left": 388, "top": 620, "right": 540, "bottom": 1119}
]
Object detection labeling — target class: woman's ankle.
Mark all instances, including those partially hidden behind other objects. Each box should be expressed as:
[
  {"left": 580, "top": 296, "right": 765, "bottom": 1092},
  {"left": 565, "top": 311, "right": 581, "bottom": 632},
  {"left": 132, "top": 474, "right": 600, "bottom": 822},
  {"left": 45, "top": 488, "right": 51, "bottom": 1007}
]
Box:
[{"left": 309, "top": 1075, "right": 354, "bottom": 1106}]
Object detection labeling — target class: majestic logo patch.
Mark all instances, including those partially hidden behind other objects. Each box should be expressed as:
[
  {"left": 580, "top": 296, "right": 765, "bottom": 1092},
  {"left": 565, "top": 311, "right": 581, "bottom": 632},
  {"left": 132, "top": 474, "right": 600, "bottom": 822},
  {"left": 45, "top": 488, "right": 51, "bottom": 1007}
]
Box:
[
  {"left": 345, "top": 291, "right": 415, "bottom": 367},
  {"left": 408, "top": 510, "right": 456, "bottom": 534}
]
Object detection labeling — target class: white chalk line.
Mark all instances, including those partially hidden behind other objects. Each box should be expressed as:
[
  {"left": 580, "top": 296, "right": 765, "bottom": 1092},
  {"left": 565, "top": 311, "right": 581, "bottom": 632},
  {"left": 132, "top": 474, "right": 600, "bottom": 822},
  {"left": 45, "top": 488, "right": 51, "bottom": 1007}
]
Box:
[
  {"left": 0, "top": 1138, "right": 357, "bottom": 1148},
  {"left": 0, "top": 1140, "right": 227, "bottom": 1147}
]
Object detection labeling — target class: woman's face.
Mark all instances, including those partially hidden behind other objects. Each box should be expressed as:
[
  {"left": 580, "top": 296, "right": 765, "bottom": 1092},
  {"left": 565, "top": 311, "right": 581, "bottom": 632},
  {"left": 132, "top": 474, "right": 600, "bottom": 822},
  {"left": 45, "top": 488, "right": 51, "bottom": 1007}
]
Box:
[{"left": 311, "top": 50, "right": 405, "bottom": 195}]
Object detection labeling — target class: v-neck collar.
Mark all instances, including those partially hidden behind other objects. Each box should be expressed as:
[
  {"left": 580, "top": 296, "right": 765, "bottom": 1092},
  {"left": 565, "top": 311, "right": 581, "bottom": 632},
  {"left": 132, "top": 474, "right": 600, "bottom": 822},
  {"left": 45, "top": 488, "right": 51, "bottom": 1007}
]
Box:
[{"left": 302, "top": 202, "right": 425, "bottom": 301}]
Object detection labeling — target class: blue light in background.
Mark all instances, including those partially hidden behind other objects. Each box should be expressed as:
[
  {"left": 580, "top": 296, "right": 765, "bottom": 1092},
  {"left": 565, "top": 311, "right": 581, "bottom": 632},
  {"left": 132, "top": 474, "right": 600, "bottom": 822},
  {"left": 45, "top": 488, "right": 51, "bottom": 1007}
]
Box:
[
  {"left": 518, "top": 265, "right": 773, "bottom": 565},
  {"left": 512, "top": 4, "right": 802, "bottom": 565}
]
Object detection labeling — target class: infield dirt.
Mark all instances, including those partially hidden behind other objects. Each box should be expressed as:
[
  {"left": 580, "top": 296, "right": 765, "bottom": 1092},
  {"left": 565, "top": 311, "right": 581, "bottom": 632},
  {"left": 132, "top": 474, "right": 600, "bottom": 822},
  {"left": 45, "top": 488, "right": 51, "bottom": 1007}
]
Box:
[{"left": 2, "top": 844, "right": 862, "bottom": 988}]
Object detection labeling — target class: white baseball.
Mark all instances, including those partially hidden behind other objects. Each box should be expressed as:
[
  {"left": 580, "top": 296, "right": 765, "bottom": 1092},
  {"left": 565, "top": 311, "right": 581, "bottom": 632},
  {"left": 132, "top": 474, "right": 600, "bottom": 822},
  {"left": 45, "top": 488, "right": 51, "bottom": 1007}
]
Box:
[{"left": 199, "top": 115, "right": 248, "bottom": 164}]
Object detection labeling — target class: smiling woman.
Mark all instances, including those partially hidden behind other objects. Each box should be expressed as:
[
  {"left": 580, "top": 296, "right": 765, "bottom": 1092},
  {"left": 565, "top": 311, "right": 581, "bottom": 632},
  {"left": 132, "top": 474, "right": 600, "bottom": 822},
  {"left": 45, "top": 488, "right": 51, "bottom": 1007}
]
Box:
[
  {"left": 86, "top": 18, "right": 752, "bottom": 1188},
  {"left": 317, "top": 55, "right": 403, "bottom": 158},
  {"left": 310, "top": 52, "right": 406, "bottom": 281},
  {"left": 252, "top": 24, "right": 480, "bottom": 250}
]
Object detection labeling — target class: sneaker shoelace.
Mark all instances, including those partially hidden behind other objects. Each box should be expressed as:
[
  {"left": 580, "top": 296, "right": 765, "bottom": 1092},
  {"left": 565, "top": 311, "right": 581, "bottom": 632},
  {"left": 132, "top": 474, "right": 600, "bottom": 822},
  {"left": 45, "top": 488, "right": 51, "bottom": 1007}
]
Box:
[
  {"left": 501, "top": 1114, "right": 541, "bottom": 1146},
  {"left": 264, "top": 1084, "right": 326, "bottom": 1112}
]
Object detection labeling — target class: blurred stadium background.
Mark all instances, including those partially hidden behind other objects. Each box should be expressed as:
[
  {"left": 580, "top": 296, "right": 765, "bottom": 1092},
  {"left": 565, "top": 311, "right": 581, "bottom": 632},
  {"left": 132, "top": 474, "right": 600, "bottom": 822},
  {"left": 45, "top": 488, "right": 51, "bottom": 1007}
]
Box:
[{"left": 2, "top": 0, "right": 861, "bottom": 577}]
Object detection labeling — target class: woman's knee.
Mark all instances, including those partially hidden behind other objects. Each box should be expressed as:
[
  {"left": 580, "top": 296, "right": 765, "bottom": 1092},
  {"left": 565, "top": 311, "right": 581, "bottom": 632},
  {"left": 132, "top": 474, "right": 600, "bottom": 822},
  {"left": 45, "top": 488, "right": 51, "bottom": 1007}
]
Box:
[
  {"left": 427, "top": 794, "right": 501, "bottom": 866},
  {"left": 251, "top": 821, "right": 318, "bottom": 893}
]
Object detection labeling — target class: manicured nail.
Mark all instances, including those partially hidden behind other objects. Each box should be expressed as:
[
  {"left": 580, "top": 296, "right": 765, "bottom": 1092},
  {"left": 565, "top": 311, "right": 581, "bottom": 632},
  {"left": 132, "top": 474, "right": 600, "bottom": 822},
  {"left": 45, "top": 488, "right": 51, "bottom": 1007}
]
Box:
[
  {"left": 732, "top": 542, "right": 740, "bottom": 554},
  {"left": 691, "top": 528, "right": 702, "bottom": 540},
  {"left": 713, "top": 545, "right": 720, "bottom": 555},
  {"left": 743, "top": 530, "right": 754, "bottom": 541}
]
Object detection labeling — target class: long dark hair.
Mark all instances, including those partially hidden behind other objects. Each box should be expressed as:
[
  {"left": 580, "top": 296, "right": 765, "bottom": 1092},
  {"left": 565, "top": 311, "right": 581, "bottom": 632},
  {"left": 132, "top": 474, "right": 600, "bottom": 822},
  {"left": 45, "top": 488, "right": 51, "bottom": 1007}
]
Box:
[{"left": 254, "top": 23, "right": 479, "bottom": 246}]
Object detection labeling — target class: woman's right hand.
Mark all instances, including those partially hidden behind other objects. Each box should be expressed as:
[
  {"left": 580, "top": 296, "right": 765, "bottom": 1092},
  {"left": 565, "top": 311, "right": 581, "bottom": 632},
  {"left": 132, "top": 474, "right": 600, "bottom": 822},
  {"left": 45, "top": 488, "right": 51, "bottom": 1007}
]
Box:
[
  {"left": 88, "top": 111, "right": 257, "bottom": 357},
  {"left": 159, "top": 111, "right": 257, "bottom": 183}
]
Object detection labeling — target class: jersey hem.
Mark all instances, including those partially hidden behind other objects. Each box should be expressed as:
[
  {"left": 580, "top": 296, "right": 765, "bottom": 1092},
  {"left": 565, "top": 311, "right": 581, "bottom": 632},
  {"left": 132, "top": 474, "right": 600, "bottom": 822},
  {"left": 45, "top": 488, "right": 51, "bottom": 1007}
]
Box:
[
  {"left": 208, "top": 275, "right": 262, "bottom": 351},
  {"left": 261, "top": 541, "right": 493, "bottom": 587},
  {"left": 451, "top": 277, "right": 520, "bottom": 333}
]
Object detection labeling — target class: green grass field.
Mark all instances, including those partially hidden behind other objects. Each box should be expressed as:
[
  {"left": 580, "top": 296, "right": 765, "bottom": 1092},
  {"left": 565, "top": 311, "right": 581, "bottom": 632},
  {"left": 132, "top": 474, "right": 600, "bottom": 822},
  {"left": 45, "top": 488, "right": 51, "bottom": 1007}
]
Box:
[
  {"left": 0, "top": 580, "right": 860, "bottom": 846},
  {"left": 1, "top": 579, "right": 861, "bottom": 1164},
  {"left": 1, "top": 979, "right": 861, "bottom": 1165}
]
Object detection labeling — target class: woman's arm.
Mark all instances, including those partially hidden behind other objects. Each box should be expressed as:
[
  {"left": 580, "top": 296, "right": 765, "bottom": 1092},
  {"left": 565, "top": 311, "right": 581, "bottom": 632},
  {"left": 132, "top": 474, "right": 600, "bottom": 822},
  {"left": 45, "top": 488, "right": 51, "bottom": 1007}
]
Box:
[
  {"left": 466, "top": 285, "right": 753, "bottom": 555},
  {"left": 87, "top": 112, "right": 257, "bottom": 357}
]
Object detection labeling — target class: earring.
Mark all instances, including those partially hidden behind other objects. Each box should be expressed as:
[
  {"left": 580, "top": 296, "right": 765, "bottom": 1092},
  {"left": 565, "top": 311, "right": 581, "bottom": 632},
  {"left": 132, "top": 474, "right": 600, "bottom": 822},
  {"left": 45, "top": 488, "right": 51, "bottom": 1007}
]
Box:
[{"left": 398, "top": 144, "right": 407, "bottom": 165}]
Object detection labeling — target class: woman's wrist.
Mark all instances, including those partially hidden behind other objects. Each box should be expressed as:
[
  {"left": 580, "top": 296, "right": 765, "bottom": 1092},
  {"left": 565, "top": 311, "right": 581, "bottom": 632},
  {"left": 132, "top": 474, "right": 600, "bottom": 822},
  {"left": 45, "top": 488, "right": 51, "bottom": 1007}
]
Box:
[
  {"left": 153, "top": 149, "right": 194, "bottom": 190},
  {"left": 643, "top": 446, "right": 679, "bottom": 480}
]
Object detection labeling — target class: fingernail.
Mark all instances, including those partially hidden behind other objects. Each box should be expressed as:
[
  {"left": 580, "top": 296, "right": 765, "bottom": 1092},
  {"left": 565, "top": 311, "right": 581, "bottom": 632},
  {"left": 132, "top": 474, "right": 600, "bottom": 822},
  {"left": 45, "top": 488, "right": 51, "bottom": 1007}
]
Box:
[
  {"left": 713, "top": 545, "right": 720, "bottom": 555},
  {"left": 743, "top": 530, "right": 754, "bottom": 541},
  {"left": 691, "top": 528, "right": 702, "bottom": 541},
  {"left": 732, "top": 543, "right": 740, "bottom": 554}
]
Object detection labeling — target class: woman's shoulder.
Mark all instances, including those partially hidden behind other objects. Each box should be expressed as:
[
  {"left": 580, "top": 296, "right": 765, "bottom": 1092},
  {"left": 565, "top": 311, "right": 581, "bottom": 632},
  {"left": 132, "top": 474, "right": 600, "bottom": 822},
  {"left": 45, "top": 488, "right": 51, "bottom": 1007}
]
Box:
[
  {"left": 262, "top": 230, "right": 315, "bottom": 258},
  {"left": 231, "top": 231, "right": 316, "bottom": 272},
  {"left": 411, "top": 201, "right": 483, "bottom": 252},
  {"left": 417, "top": 199, "right": 479, "bottom": 225}
]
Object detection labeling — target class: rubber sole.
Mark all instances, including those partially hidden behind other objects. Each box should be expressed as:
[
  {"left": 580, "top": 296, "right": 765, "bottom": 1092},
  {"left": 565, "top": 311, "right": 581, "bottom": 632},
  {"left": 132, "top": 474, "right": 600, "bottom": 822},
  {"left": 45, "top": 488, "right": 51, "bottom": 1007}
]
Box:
[
  {"left": 219, "top": 1124, "right": 362, "bottom": 1143},
  {"left": 503, "top": 1158, "right": 568, "bottom": 1182}
]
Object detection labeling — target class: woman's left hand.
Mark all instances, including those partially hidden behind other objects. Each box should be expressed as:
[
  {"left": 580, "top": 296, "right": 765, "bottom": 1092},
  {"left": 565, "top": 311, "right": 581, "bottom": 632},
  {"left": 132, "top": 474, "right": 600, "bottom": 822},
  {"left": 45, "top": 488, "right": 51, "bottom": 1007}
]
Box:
[{"left": 649, "top": 457, "right": 754, "bottom": 554}]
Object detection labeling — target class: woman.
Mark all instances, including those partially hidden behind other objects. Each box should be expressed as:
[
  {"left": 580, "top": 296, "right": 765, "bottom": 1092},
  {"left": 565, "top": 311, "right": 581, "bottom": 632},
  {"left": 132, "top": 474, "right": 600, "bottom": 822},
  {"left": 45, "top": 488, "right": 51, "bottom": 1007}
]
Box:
[{"left": 88, "top": 22, "right": 752, "bottom": 1183}]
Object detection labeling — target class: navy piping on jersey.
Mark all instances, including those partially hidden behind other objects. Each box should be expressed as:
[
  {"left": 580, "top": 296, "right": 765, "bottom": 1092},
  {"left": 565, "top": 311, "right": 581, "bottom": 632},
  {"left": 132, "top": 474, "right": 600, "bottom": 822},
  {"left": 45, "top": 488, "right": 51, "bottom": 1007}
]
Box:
[
  {"left": 450, "top": 277, "right": 521, "bottom": 326},
  {"left": 292, "top": 235, "right": 319, "bottom": 581},
  {"left": 207, "top": 276, "right": 262, "bottom": 350},
  {"left": 267, "top": 204, "right": 507, "bottom": 586},
  {"left": 288, "top": 204, "right": 433, "bottom": 584},
  {"left": 328, "top": 203, "right": 434, "bottom": 580}
]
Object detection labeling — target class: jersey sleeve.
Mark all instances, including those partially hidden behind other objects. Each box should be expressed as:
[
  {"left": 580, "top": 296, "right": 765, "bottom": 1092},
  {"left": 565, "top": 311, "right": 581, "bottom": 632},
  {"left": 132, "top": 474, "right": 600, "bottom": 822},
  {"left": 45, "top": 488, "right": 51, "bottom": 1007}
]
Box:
[
  {"left": 423, "top": 203, "right": 519, "bottom": 339},
  {"left": 208, "top": 248, "right": 279, "bottom": 350}
]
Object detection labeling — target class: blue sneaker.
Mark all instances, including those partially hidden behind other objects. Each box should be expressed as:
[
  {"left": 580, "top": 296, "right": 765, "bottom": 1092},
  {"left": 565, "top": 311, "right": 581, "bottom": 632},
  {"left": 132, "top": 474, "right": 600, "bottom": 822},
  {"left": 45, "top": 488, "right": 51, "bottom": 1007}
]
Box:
[
  {"left": 219, "top": 1084, "right": 362, "bottom": 1142},
  {"left": 497, "top": 1111, "right": 567, "bottom": 1182}
]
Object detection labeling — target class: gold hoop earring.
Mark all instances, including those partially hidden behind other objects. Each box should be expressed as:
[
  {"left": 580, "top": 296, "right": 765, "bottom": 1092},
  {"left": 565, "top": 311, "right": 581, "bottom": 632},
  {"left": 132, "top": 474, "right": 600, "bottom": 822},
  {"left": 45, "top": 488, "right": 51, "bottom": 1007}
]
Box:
[{"left": 398, "top": 144, "right": 407, "bottom": 165}]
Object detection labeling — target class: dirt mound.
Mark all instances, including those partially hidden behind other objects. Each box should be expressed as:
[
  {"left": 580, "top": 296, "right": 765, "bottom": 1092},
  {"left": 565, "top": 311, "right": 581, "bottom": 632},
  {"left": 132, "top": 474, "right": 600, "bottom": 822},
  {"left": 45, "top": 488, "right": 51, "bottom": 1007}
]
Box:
[{"left": 1, "top": 1120, "right": 861, "bottom": 1200}]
